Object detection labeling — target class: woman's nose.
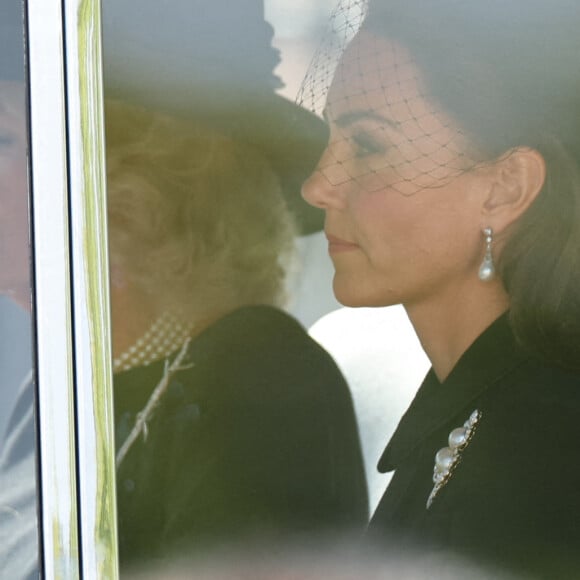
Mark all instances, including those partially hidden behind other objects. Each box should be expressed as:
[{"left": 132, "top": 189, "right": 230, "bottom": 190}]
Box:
[{"left": 301, "top": 150, "right": 347, "bottom": 210}]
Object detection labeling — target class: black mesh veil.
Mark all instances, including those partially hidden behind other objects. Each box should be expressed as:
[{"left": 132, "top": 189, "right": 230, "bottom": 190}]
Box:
[
  {"left": 297, "top": 0, "right": 368, "bottom": 118},
  {"left": 297, "top": 0, "right": 483, "bottom": 197}
]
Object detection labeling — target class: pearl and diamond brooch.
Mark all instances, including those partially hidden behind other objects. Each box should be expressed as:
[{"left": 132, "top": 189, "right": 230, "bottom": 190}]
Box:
[{"left": 426, "top": 409, "right": 482, "bottom": 509}]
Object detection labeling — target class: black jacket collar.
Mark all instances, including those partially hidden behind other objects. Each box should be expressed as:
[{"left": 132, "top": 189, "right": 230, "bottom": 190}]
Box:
[{"left": 378, "top": 313, "right": 529, "bottom": 473}]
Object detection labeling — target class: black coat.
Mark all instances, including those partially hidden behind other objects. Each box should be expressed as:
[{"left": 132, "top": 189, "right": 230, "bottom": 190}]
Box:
[
  {"left": 115, "top": 305, "right": 368, "bottom": 565},
  {"left": 368, "top": 314, "right": 580, "bottom": 578}
]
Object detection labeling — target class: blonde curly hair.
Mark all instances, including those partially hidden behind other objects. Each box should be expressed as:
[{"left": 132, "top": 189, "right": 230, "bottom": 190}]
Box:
[{"left": 105, "top": 99, "right": 297, "bottom": 323}]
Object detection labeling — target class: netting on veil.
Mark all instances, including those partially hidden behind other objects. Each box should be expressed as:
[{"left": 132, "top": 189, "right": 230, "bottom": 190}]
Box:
[
  {"left": 297, "top": 0, "right": 482, "bottom": 197},
  {"left": 297, "top": 0, "right": 368, "bottom": 118}
]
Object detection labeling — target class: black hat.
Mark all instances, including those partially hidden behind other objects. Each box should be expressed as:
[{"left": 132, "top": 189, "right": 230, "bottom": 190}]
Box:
[
  {"left": 102, "top": 0, "right": 327, "bottom": 234},
  {"left": 0, "top": 1, "right": 25, "bottom": 81}
]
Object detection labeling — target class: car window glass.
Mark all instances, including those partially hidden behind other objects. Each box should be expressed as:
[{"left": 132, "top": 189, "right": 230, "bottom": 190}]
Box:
[{"left": 101, "top": 1, "right": 374, "bottom": 576}]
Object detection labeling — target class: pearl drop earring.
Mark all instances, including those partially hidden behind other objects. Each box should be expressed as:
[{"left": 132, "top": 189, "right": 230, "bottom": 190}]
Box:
[{"left": 478, "top": 227, "right": 495, "bottom": 281}]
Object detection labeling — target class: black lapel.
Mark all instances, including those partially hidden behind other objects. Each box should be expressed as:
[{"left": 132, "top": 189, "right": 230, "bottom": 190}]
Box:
[{"left": 378, "top": 313, "right": 529, "bottom": 473}]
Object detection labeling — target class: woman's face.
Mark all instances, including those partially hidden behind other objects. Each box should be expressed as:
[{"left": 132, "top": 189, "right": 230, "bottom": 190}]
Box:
[
  {"left": 0, "top": 81, "right": 30, "bottom": 306},
  {"left": 302, "top": 31, "right": 492, "bottom": 309}
]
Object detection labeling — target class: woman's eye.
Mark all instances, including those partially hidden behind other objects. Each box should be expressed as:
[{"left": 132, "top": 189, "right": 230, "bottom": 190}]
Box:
[{"left": 351, "top": 132, "right": 386, "bottom": 158}]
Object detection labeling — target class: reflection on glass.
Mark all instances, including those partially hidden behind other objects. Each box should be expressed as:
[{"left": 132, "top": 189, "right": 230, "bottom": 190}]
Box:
[
  {"left": 0, "top": 1, "right": 38, "bottom": 578},
  {"left": 102, "top": 0, "right": 368, "bottom": 573}
]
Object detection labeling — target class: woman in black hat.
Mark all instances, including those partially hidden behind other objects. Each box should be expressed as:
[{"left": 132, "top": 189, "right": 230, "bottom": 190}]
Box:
[
  {"left": 301, "top": 0, "right": 580, "bottom": 576},
  {"left": 102, "top": 0, "right": 369, "bottom": 567},
  {"left": 102, "top": 0, "right": 370, "bottom": 563}
]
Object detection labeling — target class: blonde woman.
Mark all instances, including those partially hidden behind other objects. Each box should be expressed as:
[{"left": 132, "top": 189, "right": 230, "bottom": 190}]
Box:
[{"left": 106, "top": 100, "right": 368, "bottom": 567}]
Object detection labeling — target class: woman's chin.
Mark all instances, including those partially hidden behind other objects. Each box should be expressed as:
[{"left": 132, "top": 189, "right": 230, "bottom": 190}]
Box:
[{"left": 333, "top": 276, "right": 396, "bottom": 308}]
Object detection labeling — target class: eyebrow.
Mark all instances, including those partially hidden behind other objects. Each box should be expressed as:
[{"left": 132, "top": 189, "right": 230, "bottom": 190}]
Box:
[{"left": 332, "top": 109, "right": 400, "bottom": 130}]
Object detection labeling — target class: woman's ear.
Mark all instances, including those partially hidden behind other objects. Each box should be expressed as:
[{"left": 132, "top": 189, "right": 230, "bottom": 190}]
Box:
[{"left": 481, "top": 147, "right": 546, "bottom": 234}]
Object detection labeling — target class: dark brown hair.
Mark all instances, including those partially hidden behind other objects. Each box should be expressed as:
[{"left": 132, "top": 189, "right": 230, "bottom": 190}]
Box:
[{"left": 365, "top": 0, "right": 580, "bottom": 368}]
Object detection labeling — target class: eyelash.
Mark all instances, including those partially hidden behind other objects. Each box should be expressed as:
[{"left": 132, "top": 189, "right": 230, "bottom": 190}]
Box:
[{"left": 351, "top": 132, "right": 386, "bottom": 158}]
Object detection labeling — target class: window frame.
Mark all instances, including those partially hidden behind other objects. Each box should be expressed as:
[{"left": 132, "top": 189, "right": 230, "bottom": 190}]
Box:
[{"left": 27, "top": 0, "right": 118, "bottom": 576}]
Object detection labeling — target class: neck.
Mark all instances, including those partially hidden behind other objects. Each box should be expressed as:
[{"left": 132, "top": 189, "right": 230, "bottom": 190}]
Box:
[
  {"left": 405, "top": 279, "right": 509, "bottom": 382},
  {"left": 110, "top": 282, "right": 161, "bottom": 360}
]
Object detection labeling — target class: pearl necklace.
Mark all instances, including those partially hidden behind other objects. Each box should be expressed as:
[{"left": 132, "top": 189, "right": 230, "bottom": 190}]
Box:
[{"left": 113, "top": 312, "right": 194, "bottom": 373}]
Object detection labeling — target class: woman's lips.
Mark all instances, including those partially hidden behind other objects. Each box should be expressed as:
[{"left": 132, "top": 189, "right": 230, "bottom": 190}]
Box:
[{"left": 326, "top": 233, "right": 359, "bottom": 254}]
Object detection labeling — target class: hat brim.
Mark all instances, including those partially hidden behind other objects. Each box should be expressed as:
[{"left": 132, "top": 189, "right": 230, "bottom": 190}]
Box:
[
  {"left": 105, "top": 73, "right": 328, "bottom": 235},
  {"left": 214, "top": 93, "right": 328, "bottom": 235}
]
